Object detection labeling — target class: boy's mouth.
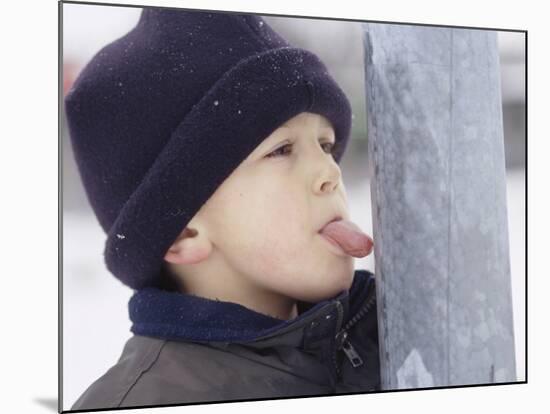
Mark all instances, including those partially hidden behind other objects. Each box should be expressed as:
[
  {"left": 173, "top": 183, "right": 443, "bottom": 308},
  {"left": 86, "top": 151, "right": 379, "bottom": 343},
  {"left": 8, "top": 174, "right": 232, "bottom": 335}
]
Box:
[
  {"left": 317, "top": 215, "right": 343, "bottom": 233},
  {"left": 318, "top": 218, "right": 374, "bottom": 258}
]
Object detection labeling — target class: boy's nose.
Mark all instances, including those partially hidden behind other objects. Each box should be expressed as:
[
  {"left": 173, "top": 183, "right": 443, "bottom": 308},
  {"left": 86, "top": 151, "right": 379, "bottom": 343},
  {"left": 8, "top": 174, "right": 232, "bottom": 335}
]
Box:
[
  {"left": 312, "top": 154, "right": 342, "bottom": 195},
  {"left": 318, "top": 180, "right": 338, "bottom": 193}
]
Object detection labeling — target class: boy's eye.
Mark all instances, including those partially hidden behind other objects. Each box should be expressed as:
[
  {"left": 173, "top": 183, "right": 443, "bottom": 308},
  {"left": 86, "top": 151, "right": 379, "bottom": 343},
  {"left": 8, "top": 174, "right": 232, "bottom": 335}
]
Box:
[
  {"left": 266, "top": 143, "right": 293, "bottom": 158},
  {"left": 265, "top": 142, "right": 336, "bottom": 158},
  {"left": 322, "top": 142, "right": 336, "bottom": 155}
]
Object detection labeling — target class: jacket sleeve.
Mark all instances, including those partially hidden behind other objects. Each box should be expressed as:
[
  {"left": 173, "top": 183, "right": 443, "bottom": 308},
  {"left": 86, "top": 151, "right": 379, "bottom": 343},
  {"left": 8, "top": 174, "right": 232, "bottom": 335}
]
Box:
[{"left": 70, "top": 335, "right": 166, "bottom": 411}]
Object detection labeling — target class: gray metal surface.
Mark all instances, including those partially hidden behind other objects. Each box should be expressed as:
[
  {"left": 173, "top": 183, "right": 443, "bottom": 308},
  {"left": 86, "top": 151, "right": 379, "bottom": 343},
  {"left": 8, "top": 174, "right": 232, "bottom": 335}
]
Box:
[{"left": 362, "top": 23, "right": 517, "bottom": 390}]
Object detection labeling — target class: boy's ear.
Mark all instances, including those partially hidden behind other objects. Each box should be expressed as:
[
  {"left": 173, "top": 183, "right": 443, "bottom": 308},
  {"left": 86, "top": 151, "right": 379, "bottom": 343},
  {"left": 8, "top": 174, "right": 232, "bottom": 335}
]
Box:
[{"left": 163, "top": 225, "right": 212, "bottom": 265}]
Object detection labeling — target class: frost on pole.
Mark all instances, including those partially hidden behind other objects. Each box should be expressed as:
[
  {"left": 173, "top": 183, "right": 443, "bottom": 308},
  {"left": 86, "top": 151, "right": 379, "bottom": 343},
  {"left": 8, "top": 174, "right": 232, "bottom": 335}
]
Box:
[{"left": 362, "top": 23, "right": 517, "bottom": 389}]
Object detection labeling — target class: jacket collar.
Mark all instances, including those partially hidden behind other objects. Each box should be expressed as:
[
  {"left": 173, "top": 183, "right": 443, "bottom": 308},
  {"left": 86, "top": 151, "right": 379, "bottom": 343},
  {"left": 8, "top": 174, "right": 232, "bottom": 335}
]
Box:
[{"left": 129, "top": 269, "right": 374, "bottom": 344}]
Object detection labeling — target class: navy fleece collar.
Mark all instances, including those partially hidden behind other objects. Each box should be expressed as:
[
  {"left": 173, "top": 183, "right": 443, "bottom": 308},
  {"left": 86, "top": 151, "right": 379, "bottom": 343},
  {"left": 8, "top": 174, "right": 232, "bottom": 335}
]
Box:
[{"left": 129, "top": 269, "right": 374, "bottom": 343}]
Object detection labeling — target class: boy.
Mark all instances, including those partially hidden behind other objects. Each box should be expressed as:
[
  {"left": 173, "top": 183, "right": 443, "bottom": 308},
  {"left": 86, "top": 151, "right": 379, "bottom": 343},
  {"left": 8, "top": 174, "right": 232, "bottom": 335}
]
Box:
[{"left": 65, "top": 6, "right": 379, "bottom": 410}]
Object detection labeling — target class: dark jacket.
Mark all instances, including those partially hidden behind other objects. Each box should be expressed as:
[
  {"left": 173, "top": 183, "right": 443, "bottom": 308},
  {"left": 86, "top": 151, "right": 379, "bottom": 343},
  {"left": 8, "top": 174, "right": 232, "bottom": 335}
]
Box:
[{"left": 71, "top": 270, "right": 380, "bottom": 411}]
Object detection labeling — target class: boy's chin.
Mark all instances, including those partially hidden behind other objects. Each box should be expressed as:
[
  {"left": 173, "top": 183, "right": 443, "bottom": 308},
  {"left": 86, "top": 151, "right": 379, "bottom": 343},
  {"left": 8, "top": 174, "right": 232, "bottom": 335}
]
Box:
[{"left": 296, "top": 273, "right": 355, "bottom": 303}]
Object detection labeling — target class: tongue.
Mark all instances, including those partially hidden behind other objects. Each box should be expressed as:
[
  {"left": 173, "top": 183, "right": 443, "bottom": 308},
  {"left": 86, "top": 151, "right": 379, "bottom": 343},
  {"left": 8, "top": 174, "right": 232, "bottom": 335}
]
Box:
[{"left": 320, "top": 219, "right": 374, "bottom": 258}]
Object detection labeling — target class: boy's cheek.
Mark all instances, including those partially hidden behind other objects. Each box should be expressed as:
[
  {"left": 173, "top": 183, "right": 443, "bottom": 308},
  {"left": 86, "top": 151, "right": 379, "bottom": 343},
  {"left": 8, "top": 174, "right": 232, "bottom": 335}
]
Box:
[{"left": 248, "top": 239, "right": 289, "bottom": 276}]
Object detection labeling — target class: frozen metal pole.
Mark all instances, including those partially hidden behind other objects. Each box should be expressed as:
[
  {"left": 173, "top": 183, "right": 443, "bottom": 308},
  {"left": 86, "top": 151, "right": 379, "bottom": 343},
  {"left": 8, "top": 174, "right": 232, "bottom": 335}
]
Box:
[{"left": 362, "top": 24, "right": 517, "bottom": 390}]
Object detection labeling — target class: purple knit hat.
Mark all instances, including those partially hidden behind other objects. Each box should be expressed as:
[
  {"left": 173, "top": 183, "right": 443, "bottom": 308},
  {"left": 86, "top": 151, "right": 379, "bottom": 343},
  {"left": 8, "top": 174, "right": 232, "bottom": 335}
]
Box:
[{"left": 64, "top": 7, "right": 352, "bottom": 290}]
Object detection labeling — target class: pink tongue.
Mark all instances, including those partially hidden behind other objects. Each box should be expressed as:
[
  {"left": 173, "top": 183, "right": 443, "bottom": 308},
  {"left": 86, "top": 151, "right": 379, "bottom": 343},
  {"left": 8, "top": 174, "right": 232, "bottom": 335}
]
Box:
[{"left": 320, "top": 219, "right": 374, "bottom": 258}]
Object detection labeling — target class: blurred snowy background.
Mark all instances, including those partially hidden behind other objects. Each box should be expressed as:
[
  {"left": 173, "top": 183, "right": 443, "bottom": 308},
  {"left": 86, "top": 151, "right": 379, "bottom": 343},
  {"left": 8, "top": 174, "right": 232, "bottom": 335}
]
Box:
[{"left": 62, "top": 3, "right": 526, "bottom": 410}]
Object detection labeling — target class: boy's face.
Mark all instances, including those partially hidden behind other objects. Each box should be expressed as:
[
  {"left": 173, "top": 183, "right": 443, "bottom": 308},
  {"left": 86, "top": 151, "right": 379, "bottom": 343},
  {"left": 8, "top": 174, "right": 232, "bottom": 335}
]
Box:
[{"left": 169, "top": 112, "right": 354, "bottom": 304}]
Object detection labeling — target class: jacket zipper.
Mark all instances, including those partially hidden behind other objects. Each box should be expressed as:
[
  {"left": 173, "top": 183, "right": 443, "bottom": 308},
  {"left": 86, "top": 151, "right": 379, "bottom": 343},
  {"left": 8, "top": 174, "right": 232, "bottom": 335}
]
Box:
[{"left": 332, "top": 281, "right": 377, "bottom": 379}]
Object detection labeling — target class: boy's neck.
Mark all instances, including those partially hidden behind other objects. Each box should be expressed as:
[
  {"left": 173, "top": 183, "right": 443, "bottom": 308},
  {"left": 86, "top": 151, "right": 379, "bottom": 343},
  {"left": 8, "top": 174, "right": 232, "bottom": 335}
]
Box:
[
  {"left": 170, "top": 262, "right": 299, "bottom": 321},
  {"left": 182, "top": 283, "right": 299, "bottom": 321}
]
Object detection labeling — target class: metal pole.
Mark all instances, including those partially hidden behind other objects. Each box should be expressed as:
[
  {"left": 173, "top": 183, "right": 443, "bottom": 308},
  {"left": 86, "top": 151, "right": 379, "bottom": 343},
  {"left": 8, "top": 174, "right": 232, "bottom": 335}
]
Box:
[{"left": 362, "top": 23, "right": 517, "bottom": 389}]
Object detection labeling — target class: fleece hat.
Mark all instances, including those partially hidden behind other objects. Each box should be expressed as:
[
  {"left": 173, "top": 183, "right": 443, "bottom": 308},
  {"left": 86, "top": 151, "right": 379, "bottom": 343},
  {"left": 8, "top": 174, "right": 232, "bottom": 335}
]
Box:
[{"left": 64, "top": 6, "right": 352, "bottom": 290}]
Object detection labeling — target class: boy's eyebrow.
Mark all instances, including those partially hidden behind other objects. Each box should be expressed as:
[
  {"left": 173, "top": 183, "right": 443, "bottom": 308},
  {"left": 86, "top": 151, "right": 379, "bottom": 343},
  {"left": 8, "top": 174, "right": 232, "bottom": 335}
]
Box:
[
  {"left": 267, "top": 126, "right": 334, "bottom": 147},
  {"left": 279, "top": 124, "right": 334, "bottom": 133}
]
